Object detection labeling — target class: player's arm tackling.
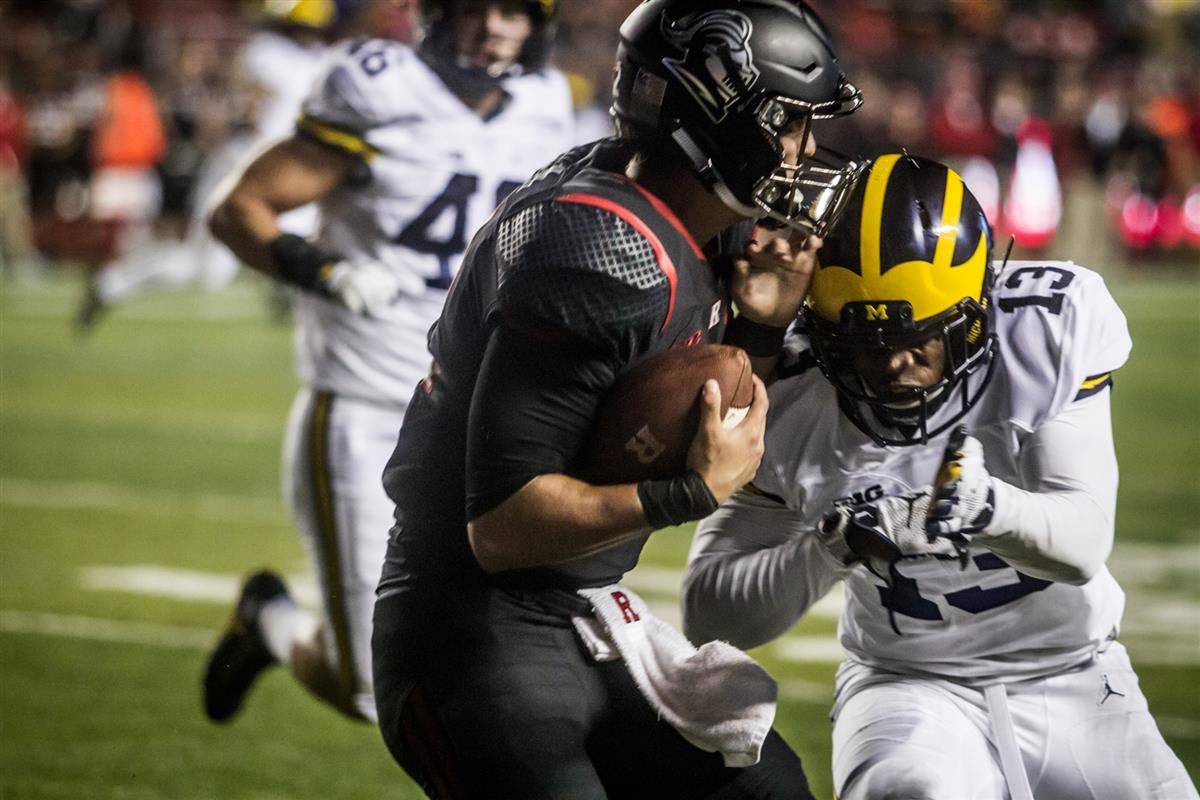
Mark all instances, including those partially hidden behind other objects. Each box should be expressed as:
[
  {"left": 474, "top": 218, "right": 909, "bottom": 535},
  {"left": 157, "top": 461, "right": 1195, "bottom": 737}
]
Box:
[{"left": 927, "top": 393, "right": 1119, "bottom": 584}]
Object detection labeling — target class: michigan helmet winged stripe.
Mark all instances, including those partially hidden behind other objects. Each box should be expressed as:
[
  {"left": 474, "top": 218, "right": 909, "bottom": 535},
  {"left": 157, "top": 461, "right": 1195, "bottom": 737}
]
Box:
[
  {"left": 803, "top": 154, "right": 998, "bottom": 446},
  {"left": 812, "top": 154, "right": 990, "bottom": 324}
]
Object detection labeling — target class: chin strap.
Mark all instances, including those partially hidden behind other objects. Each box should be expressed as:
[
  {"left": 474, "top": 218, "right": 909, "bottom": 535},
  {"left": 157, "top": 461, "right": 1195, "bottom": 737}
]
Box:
[{"left": 669, "top": 128, "right": 760, "bottom": 220}]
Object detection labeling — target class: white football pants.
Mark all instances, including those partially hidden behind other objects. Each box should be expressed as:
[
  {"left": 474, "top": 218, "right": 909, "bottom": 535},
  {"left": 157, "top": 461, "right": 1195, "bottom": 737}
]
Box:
[
  {"left": 283, "top": 388, "right": 406, "bottom": 721},
  {"left": 832, "top": 642, "right": 1197, "bottom": 800}
]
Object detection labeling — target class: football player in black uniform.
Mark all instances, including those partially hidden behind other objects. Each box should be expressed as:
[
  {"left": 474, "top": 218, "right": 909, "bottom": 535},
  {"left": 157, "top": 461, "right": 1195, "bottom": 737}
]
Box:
[{"left": 373, "top": 0, "right": 863, "bottom": 795}]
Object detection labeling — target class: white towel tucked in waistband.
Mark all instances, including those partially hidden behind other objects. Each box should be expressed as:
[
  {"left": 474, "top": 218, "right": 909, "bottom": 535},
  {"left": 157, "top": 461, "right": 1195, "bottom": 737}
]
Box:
[{"left": 574, "top": 584, "right": 777, "bottom": 768}]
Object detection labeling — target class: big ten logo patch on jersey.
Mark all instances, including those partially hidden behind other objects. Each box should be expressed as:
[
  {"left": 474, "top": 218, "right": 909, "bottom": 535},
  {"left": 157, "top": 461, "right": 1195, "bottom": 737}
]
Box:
[
  {"left": 625, "top": 425, "right": 667, "bottom": 465},
  {"left": 709, "top": 300, "right": 723, "bottom": 329},
  {"left": 833, "top": 484, "right": 884, "bottom": 508}
]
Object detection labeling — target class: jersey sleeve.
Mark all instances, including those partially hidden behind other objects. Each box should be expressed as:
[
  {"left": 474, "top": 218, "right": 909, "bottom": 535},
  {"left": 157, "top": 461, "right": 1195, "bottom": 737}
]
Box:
[
  {"left": 980, "top": 389, "right": 1119, "bottom": 584},
  {"left": 465, "top": 324, "right": 618, "bottom": 520},
  {"left": 493, "top": 196, "right": 674, "bottom": 362},
  {"left": 465, "top": 193, "right": 678, "bottom": 514},
  {"left": 682, "top": 489, "right": 841, "bottom": 649},
  {"left": 993, "top": 262, "right": 1132, "bottom": 428},
  {"left": 296, "top": 39, "right": 412, "bottom": 161}
]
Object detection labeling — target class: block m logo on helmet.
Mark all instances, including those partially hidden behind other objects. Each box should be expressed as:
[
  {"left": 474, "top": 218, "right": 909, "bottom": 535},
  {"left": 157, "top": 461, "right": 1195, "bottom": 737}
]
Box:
[
  {"left": 661, "top": 11, "right": 760, "bottom": 123},
  {"left": 865, "top": 304, "right": 889, "bottom": 321}
]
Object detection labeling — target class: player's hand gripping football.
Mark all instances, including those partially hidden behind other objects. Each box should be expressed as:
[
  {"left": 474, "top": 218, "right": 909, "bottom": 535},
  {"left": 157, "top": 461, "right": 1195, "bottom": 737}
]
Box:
[
  {"left": 323, "top": 260, "right": 409, "bottom": 317},
  {"left": 926, "top": 425, "right": 995, "bottom": 543},
  {"left": 686, "top": 375, "right": 769, "bottom": 504},
  {"left": 818, "top": 491, "right": 963, "bottom": 578},
  {"left": 729, "top": 228, "right": 822, "bottom": 327}
]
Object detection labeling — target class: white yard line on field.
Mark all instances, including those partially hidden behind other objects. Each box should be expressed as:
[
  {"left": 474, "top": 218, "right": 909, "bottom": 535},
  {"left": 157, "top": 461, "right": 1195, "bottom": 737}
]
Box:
[
  {"left": 1, "top": 478, "right": 285, "bottom": 526},
  {"left": 6, "top": 406, "right": 281, "bottom": 444},
  {"left": 0, "top": 610, "right": 214, "bottom": 649},
  {"left": 2, "top": 283, "right": 267, "bottom": 321},
  {"left": 79, "top": 565, "right": 321, "bottom": 608}
]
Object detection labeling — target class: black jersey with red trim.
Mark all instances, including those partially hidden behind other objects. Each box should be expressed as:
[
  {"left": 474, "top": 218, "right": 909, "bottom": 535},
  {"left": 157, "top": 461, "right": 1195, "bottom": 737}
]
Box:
[{"left": 382, "top": 140, "right": 733, "bottom": 588}]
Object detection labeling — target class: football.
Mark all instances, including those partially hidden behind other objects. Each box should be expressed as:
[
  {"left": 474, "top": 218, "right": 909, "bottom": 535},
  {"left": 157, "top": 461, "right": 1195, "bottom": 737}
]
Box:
[{"left": 578, "top": 344, "right": 754, "bottom": 484}]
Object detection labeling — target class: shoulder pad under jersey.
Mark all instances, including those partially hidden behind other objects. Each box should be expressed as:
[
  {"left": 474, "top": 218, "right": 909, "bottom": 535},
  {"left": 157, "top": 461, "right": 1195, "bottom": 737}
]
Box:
[
  {"left": 991, "top": 260, "right": 1131, "bottom": 428},
  {"left": 297, "top": 38, "right": 420, "bottom": 157},
  {"left": 495, "top": 190, "right": 674, "bottom": 355}
]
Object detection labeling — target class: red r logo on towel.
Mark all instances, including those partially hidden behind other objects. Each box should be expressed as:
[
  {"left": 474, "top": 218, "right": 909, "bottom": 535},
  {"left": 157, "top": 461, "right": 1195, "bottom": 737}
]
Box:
[{"left": 611, "top": 591, "right": 640, "bottom": 623}]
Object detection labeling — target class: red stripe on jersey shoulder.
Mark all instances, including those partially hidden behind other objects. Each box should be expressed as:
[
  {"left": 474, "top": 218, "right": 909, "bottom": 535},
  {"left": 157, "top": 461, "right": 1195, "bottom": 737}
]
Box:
[
  {"left": 556, "top": 192, "right": 677, "bottom": 331},
  {"left": 621, "top": 178, "right": 706, "bottom": 261}
]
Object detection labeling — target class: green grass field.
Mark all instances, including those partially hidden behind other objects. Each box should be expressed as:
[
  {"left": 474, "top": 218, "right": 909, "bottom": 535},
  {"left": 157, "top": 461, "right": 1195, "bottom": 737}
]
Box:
[{"left": 2, "top": 268, "right": 1197, "bottom": 798}]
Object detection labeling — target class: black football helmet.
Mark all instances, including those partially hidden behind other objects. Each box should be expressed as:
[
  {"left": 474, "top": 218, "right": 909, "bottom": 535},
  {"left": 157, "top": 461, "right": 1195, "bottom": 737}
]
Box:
[
  {"left": 420, "top": 0, "right": 558, "bottom": 98},
  {"left": 804, "top": 154, "right": 1000, "bottom": 446},
  {"left": 612, "top": 0, "right": 864, "bottom": 234}
]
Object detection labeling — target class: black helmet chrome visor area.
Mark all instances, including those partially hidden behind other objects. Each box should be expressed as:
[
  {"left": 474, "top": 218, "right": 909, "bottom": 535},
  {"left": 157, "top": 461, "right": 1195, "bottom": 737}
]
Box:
[
  {"left": 747, "top": 87, "right": 868, "bottom": 235},
  {"left": 613, "top": 0, "right": 865, "bottom": 234},
  {"left": 673, "top": 82, "right": 867, "bottom": 236},
  {"left": 749, "top": 142, "right": 870, "bottom": 237}
]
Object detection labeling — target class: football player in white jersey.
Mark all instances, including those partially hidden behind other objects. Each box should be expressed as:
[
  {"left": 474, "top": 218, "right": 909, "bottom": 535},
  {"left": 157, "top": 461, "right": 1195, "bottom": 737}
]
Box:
[
  {"left": 682, "top": 155, "right": 1198, "bottom": 800},
  {"left": 202, "top": 0, "right": 574, "bottom": 725}
]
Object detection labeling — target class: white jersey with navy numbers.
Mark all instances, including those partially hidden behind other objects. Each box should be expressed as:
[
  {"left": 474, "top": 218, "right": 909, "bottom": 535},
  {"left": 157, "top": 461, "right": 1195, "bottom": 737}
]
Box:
[
  {"left": 294, "top": 38, "right": 575, "bottom": 405},
  {"left": 753, "top": 260, "right": 1132, "bottom": 683}
]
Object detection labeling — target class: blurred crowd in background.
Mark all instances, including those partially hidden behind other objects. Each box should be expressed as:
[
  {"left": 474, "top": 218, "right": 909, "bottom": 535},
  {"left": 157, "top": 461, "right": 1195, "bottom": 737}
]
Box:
[{"left": 1, "top": 0, "right": 1197, "bottom": 292}]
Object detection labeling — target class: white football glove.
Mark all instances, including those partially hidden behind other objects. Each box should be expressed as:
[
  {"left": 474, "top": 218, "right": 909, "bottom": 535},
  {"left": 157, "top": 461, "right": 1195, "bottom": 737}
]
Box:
[
  {"left": 818, "top": 490, "right": 962, "bottom": 579},
  {"left": 323, "top": 260, "right": 405, "bottom": 317},
  {"left": 926, "top": 425, "right": 995, "bottom": 540}
]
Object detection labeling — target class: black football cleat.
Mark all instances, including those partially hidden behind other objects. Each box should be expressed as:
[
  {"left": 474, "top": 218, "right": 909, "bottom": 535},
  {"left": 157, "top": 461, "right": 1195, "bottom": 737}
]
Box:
[
  {"left": 203, "top": 570, "right": 289, "bottom": 723},
  {"left": 73, "top": 281, "right": 108, "bottom": 336}
]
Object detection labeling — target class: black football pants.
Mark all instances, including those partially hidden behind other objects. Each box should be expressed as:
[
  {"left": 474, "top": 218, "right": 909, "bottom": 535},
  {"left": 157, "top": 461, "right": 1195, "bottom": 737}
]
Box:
[{"left": 373, "top": 578, "right": 815, "bottom": 799}]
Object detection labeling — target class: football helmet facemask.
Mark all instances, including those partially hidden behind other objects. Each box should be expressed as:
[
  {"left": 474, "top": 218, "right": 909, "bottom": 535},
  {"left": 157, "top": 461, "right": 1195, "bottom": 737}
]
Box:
[
  {"left": 612, "top": 0, "right": 865, "bottom": 234},
  {"left": 420, "top": 0, "right": 558, "bottom": 98},
  {"left": 804, "top": 154, "right": 1000, "bottom": 446}
]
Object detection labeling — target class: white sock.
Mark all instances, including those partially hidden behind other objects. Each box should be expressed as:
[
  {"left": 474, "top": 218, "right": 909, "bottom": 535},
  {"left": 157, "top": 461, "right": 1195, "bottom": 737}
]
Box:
[{"left": 258, "top": 597, "right": 319, "bottom": 667}]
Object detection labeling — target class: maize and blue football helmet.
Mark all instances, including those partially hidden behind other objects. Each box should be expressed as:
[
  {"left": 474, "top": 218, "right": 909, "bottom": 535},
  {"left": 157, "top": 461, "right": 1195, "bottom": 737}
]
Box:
[{"left": 805, "top": 154, "right": 1000, "bottom": 446}]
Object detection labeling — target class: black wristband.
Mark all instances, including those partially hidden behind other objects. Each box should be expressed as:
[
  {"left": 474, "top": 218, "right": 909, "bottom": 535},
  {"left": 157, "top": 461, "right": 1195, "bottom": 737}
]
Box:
[
  {"left": 637, "top": 471, "right": 719, "bottom": 530},
  {"left": 724, "top": 314, "right": 789, "bottom": 358},
  {"left": 268, "top": 233, "right": 339, "bottom": 294}
]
